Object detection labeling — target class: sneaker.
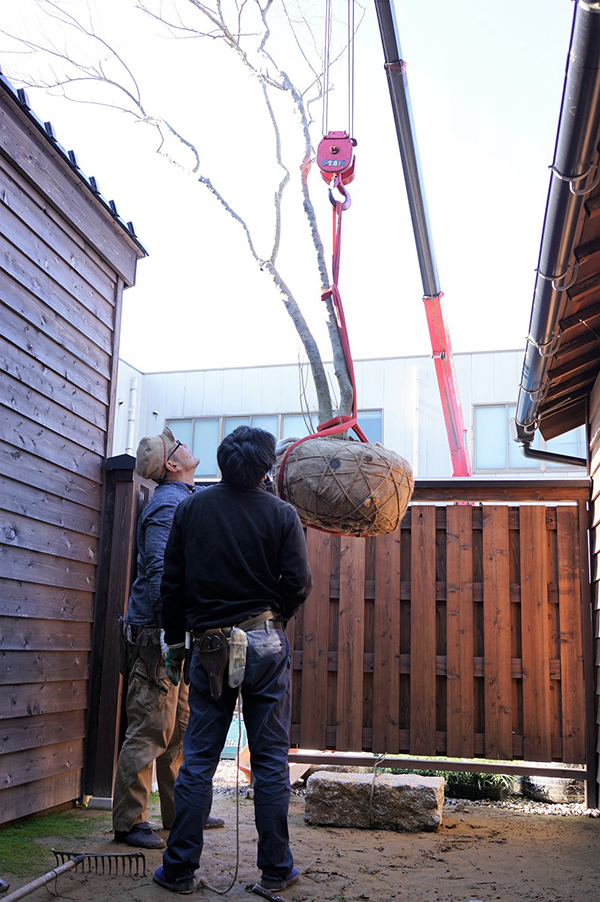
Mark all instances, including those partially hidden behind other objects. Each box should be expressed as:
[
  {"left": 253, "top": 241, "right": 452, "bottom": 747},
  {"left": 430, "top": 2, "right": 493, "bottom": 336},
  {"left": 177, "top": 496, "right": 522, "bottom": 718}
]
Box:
[
  {"left": 260, "top": 867, "right": 300, "bottom": 892},
  {"left": 114, "top": 822, "right": 165, "bottom": 849},
  {"left": 204, "top": 815, "right": 225, "bottom": 829},
  {"left": 153, "top": 866, "right": 195, "bottom": 894}
]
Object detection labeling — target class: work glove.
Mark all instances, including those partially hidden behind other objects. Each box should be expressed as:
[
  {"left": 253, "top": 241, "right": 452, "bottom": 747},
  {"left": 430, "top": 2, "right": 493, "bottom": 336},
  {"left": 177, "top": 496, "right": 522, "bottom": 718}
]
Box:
[{"left": 165, "top": 643, "right": 186, "bottom": 686}]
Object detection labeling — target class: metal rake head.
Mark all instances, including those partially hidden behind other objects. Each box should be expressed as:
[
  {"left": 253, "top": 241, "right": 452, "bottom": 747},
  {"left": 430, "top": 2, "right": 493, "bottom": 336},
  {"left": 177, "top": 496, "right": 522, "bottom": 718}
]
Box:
[{"left": 52, "top": 849, "right": 146, "bottom": 876}]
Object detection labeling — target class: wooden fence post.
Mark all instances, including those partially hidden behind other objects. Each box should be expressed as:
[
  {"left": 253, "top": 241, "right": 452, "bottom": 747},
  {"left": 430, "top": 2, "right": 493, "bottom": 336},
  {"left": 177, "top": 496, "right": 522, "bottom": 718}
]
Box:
[{"left": 84, "top": 455, "right": 153, "bottom": 801}]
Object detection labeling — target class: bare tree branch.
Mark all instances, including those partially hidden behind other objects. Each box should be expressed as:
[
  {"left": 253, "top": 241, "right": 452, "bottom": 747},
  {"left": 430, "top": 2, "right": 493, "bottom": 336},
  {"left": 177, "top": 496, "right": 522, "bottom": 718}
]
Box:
[{"left": 0, "top": 0, "right": 362, "bottom": 425}]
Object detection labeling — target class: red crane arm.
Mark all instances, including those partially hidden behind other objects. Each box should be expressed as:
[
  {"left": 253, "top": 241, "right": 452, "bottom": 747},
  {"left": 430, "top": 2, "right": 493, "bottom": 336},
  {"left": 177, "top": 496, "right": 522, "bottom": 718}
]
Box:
[
  {"left": 375, "top": 0, "right": 473, "bottom": 477},
  {"left": 423, "top": 292, "right": 472, "bottom": 477}
]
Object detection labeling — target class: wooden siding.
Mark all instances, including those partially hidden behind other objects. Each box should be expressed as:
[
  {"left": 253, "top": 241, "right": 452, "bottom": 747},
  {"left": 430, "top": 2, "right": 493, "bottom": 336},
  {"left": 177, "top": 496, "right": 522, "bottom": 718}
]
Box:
[
  {"left": 290, "top": 482, "right": 591, "bottom": 782},
  {"left": 590, "top": 375, "right": 600, "bottom": 806},
  {"left": 0, "top": 85, "right": 143, "bottom": 825}
]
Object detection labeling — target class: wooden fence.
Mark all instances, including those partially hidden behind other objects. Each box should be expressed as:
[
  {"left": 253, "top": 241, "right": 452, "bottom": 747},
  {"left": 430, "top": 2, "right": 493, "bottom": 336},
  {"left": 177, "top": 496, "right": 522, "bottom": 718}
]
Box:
[
  {"left": 84, "top": 471, "right": 595, "bottom": 806},
  {"left": 287, "top": 479, "right": 594, "bottom": 800}
]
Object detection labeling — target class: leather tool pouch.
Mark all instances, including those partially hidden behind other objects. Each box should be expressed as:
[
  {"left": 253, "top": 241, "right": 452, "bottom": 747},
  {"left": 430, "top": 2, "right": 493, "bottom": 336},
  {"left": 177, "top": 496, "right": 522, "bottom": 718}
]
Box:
[
  {"left": 228, "top": 627, "right": 248, "bottom": 689},
  {"left": 136, "top": 630, "right": 163, "bottom": 686},
  {"left": 197, "top": 630, "right": 230, "bottom": 700}
]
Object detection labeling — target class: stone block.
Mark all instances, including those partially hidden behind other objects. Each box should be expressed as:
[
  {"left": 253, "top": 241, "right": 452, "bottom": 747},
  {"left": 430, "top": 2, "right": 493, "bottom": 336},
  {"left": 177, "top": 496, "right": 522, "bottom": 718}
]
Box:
[
  {"left": 304, "top": 770, "right": 444, "bottom": 832},
  {"left": 522, "top": 774, "right": 585, "bottom": 804}
]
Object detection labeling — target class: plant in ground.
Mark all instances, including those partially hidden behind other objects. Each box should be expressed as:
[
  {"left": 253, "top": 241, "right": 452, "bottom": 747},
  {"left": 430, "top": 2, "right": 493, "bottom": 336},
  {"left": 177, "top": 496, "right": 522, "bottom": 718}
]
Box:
[{"left": 382, "top": 765, "right": 516, "bottom": 798}]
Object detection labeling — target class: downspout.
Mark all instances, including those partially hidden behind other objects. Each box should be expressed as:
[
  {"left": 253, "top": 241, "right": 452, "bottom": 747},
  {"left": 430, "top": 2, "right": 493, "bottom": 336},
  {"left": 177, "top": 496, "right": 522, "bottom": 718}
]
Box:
[
  {"left": 513, "top": 0, "right": 600, "bottom": 469},
  {"left": 125, "top": 377, "right": 138, "bottom": 456},
  {"left": 518, "top": 446, "right": 586, "bottom": 468},
  {"left": 509, "top": 417, "right": 587, "bottom": 468}
]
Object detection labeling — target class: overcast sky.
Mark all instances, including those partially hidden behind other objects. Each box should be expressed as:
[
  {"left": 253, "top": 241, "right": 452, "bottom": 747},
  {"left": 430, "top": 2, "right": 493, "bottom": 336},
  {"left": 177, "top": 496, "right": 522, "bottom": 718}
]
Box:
[{"left": 0, "top": 0, "right": 575, "bottom": 374}]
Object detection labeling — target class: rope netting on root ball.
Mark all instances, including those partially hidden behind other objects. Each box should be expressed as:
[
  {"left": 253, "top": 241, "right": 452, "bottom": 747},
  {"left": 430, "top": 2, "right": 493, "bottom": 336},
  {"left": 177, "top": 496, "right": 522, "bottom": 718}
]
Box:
[{"left": 274, "top": 436, "right": 414, "bottom": 537}]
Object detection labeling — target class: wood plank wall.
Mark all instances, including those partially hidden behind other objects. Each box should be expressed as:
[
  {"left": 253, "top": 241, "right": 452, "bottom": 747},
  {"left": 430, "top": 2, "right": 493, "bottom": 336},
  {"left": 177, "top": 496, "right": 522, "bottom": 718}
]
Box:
[
  {"left": 589, "top": 376, "right": 600, "bottom": 805},
  {"left": 290, "top": 482, "right": 591, "bottom": 780},
  {"left": 0, "top": 88, "right": 142, "bottom": 824}
]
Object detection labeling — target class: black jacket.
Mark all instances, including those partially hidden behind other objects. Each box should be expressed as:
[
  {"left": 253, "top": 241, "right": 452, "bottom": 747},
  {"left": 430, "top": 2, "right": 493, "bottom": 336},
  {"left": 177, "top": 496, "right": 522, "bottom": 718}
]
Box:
[{"left": 160, "top": 481, "right": 313, "bottom": 645}]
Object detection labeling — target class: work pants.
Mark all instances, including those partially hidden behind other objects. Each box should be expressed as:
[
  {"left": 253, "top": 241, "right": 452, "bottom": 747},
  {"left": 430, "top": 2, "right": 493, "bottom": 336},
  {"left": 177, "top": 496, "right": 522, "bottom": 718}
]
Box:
[
  {"left": 112, "top": 657, "right": 189, "bottom": 832},
  {"left": 163, "top": 626, "right": 293, "bottom": 882}
]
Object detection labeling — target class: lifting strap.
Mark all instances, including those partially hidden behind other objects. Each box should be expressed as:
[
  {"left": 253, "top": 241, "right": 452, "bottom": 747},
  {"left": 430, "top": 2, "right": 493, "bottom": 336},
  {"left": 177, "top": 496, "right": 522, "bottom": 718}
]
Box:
[{"left": 277, "top": 171, "right": 368, "bottom": 506}]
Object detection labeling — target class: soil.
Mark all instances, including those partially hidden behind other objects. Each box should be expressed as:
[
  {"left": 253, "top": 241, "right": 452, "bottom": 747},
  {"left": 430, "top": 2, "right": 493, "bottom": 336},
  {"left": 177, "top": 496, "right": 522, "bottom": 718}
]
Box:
[{"left": 3, "top": 764, "right": 600, "bottom": 902}]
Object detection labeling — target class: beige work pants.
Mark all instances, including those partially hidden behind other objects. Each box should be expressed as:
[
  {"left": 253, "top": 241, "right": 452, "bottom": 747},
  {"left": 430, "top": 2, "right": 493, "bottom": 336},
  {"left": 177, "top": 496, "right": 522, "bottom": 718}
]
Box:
[{"left": 112, "top": 656, "right": 189, "bottom": 833}]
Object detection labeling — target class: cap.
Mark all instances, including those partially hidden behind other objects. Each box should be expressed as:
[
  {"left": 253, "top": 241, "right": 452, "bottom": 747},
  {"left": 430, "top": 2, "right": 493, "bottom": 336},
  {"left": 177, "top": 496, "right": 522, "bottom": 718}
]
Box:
[{"left": 136, "top": 425, "right": 177, "bottom": 481}]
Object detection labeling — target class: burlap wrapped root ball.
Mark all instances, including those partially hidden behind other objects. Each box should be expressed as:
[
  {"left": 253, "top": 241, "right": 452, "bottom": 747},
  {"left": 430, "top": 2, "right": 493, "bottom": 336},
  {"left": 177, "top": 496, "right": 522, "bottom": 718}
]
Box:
[{"left": 274, "top": 436, "right": 414, "bottom": 537}]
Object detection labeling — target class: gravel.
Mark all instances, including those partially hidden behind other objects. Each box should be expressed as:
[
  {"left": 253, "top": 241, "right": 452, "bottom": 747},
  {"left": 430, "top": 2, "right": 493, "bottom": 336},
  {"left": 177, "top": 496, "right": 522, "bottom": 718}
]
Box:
[
  {"left": 213, "top": 760, "right": 247, "bottom": 795},
  {"left": 444, "top": 798, "right": 600, "bottom": 818}
]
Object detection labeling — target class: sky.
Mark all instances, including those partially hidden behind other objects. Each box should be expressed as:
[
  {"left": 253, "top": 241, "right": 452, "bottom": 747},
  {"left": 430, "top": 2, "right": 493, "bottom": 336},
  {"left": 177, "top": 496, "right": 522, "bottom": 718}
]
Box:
[{"left": 0, "top": 0, "right": 576, "bottom": 375}]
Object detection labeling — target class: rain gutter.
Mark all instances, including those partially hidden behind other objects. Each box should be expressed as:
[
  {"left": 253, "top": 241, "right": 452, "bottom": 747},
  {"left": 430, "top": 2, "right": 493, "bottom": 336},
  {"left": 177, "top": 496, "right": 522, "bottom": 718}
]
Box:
[{"left": 513, "top": 0, "right": 600, "bottom": 469}]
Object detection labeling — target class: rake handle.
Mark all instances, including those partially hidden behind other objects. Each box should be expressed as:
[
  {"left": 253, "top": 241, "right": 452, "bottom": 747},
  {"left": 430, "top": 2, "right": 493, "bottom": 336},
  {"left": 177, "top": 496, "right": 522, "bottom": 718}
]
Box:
[{"left": 2, "top": 856, "right": 83, "bottom": 902}]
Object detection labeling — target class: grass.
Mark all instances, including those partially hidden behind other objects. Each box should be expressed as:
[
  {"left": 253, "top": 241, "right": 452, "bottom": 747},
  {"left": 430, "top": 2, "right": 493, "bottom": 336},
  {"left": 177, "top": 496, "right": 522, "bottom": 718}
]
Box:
[
  {"left": 0, "top": 807, "right": 113, "bottom": 878},
  {"left": 0, "top": 794, "right": 165, "bottom": 879}
]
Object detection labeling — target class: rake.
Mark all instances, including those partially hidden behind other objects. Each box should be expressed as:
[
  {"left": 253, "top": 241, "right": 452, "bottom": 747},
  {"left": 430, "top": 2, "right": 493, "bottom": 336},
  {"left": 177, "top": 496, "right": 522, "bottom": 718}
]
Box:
[{"left": 2, "top": 849, "right": 145, "bottom": 902}]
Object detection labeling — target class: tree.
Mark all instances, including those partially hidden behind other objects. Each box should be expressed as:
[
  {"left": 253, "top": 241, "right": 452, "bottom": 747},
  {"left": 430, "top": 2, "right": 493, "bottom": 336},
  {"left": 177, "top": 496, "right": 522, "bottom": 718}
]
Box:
[{"left": 0, "top": 0, "right": 363, "bottom": 427}]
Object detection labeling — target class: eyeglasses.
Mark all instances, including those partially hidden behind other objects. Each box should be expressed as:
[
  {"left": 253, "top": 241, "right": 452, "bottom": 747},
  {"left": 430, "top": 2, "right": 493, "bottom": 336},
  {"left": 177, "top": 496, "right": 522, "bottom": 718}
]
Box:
[{"left": 166, "top": 440, "right": 182, "bottom": 462}]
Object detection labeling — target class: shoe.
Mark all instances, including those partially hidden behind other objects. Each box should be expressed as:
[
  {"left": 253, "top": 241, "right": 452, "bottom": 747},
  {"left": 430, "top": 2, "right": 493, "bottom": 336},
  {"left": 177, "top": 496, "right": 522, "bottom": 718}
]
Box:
[
  {"left": 153, "top": 866, "right": 195, "bottom": 894},
  {"left": 260, "top": 867, "right": 300, "bottom": 892},
  {"left": 114, "top": 822, "right": 165, "bottom": 849}
]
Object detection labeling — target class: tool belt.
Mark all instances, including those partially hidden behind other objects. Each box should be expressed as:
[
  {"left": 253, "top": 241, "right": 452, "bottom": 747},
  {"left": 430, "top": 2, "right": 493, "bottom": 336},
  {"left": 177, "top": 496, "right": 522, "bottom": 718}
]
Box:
[
  {"left": 119, "top": 618, "right": 163, "bottom": 686},
  {"left": 194, "top": 610, "right": 284, "bottom": 701}
]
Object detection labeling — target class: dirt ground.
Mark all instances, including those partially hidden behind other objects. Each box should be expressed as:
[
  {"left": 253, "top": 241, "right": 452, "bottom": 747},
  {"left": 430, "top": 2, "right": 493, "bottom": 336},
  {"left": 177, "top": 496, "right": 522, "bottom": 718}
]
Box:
[{"left": 3, "top": 777, "right": 600, "bottom": 902}]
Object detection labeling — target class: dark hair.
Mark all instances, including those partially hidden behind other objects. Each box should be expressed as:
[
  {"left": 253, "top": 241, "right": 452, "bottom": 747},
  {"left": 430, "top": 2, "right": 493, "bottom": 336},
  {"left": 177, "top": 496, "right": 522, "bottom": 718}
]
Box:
[{"left": 217, "top": 426, "right": 276, "bottom": 488}]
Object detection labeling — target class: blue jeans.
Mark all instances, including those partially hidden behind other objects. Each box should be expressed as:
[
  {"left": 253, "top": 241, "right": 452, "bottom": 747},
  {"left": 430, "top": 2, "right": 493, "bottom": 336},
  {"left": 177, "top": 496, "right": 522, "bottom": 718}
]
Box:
[{"left": 162, "top": 626, "right": 293, "bottom": 882}]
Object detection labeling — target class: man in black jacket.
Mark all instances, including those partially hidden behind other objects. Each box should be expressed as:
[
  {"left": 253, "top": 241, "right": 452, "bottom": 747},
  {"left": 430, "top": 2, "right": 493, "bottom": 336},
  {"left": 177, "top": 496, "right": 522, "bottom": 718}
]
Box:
[{"left": 153, "top": 426, "right": 312, "bottom": 895}]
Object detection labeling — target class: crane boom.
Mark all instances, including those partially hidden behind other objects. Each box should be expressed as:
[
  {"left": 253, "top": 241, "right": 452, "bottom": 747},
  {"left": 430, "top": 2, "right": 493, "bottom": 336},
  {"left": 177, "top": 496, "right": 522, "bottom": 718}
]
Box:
[{"left": 374, "top": 0, "right": 472, "bottom": 476}]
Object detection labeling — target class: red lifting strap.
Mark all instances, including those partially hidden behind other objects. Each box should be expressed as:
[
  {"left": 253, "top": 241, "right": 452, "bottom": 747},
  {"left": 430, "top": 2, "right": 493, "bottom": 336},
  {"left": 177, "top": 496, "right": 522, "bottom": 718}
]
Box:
[
  {"left": 321, "top": 173, "right": 367, "bottom": 443},
  {"left": 277, "top": 171, "right": 367, "bottom": 507}
]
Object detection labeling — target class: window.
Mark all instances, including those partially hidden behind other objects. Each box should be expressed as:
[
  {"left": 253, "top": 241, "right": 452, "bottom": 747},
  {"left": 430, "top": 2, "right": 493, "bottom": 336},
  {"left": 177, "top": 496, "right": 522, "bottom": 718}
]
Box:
[
  {"left": 192, "top": 419, "right": 220, "bottom": 478},
  {"left": 223, "top": 416, "right": 251, "bottom": 435},
  {"left": 545, "top": 430, "right": 586, "bottom": 468},
  {"left": 166, "top": 410, "right": 383, "bottom": 480},
  {"left": 474, "top": 404, "right": 585, "bottom": 473},
  {"left": 357, "top": 410, "right": 382, "bottom": 444},
  {"left": 281, "top": 414, "right": 314, "bottom": 438},
  {"left": 251, "top": 415, "right": 279, "bottom": 436}
]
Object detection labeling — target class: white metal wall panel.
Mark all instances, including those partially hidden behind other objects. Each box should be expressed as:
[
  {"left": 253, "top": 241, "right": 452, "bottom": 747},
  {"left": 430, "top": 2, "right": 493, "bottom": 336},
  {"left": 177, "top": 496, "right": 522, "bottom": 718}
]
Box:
[
  {"left": 355, "top": 358, "right": 386, "bottom": 409},
  {"left": 181, "top": 371, "right": 207, "bottom": 417},
  {"left": 111, "top": 350, "right": 539, "bottom": 478}
]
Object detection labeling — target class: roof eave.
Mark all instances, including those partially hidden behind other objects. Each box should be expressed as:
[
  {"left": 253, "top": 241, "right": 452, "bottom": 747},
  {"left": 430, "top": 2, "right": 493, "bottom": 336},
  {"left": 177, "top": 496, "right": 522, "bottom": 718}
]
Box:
[{"left": 514, "top": 0, "right": 600, "bottom": 446}]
